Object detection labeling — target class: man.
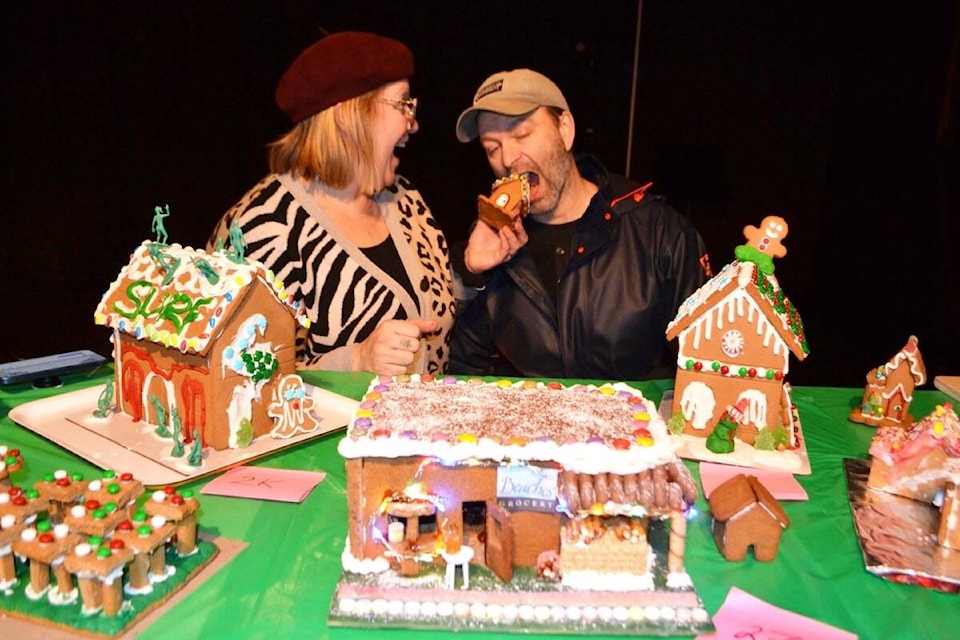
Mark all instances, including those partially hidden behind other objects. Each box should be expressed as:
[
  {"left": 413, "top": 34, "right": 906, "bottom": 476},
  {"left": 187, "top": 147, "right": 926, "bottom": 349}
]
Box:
[{"left": 449, "top": 68, "right": 711, "bottom": 380}]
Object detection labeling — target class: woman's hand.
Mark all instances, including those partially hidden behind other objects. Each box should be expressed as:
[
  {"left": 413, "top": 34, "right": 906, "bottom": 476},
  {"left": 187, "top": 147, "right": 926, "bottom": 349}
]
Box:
[
  {"left": 352, "top": 318, "right": 439, "bottom": 375},
  {"left": 463, "top": 218, "right": 528, "bottom": 273}
]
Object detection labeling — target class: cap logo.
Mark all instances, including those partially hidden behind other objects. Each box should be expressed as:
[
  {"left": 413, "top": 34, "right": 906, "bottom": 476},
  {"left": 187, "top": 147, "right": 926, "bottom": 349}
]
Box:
[{"left": 474, "top": 79, "right": 504, "bottom": 103}]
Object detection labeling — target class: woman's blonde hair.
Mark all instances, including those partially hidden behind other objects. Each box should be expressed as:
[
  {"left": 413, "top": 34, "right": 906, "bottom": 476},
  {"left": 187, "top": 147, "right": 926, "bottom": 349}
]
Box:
[{"left": 269, "top": 89, "right": 382, "bottom": 194}]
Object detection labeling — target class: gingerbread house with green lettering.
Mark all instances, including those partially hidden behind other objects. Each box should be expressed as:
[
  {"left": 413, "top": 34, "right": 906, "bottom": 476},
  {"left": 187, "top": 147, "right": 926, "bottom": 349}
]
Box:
[
  {"left": 94, "top": 240, "right": 309, "bottom": 450},
  {"left": 665, "top": 217, "right": 809, "bottom": 448}
]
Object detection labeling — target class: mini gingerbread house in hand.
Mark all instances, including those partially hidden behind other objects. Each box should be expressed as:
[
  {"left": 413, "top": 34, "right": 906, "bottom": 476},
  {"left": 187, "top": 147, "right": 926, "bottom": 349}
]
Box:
[
  {"left": 477, "top": 173, "right": 530, "bottom": 230},
  {"left": 666, "top": 216, "right": 809, "bottom": 450},
  {"left": 709, "top": 473, "right": 790, "bottom": 562},
  {"left": 849, "top": 335, "right": 926, "bottom": 428}
]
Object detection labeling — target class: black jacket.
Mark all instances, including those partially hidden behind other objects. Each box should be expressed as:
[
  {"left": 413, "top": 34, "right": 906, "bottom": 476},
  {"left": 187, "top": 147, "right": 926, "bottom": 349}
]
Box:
[{"left": 449, "top": 156, "right": 710, "bottom": 380}]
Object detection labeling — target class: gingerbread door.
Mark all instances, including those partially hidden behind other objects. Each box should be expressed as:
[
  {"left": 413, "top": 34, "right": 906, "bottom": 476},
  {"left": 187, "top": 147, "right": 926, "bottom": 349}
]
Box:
[
  {"left": 484, "top": 500, "right": 514, "bottom": 582},
  {"left": 121, "top": 360, "right": 144, "bottom": 421},
  {"left": 886, "top": 390, "right": 906, "bottom": 423}
]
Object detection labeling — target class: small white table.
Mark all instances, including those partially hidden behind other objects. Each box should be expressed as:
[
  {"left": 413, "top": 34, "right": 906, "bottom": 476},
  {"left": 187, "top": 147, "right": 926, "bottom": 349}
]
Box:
[{"left": 441, "top": 546, "right": 474, "bottom": 590}]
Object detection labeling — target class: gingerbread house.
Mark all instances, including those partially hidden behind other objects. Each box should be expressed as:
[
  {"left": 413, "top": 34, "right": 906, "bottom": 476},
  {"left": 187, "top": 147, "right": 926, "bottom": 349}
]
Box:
[
  {"left": 94, "top": 240, "right": 309, "bottom": 450},
  {"left": 867, "top": 403, "right": 960, "bottom": 549},
  {"left": 708, "top": 474, "right": 790, "bottom": 562},
  {"left": 849, "top": 335, "right": 926, "bottom": 427},
  {"left": 665, "top": 216, "right": 809, "bottom": 447},
  {"left": 339, "top": 376, "right": 699, "bottom": 588}
]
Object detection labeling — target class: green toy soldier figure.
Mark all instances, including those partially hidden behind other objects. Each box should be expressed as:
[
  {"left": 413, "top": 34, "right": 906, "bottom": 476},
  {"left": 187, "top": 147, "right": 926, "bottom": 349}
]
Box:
[{"left": 152, "top": 204, "right": 171, "bottom": 245}]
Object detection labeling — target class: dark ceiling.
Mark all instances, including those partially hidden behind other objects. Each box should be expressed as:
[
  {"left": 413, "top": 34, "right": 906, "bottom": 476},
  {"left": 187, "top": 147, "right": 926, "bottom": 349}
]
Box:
[{"left": 3, "top": 1, "right": 957, "bottom": 386}]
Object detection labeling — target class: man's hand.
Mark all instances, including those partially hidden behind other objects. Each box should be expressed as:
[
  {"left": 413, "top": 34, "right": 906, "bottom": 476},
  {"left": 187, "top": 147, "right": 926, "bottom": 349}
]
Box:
[{"left": 463, "top": 218, "right": 529, "bottom": 273}]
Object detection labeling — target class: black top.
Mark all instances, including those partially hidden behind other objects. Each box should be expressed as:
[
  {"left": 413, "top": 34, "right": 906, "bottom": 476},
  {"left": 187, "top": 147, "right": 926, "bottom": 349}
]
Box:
[
  {"left": 523, "top": 217, "right": 579, "bottom": 306},
  {"left": 362, "top": 237, "right": 418, "bottom": 314}
]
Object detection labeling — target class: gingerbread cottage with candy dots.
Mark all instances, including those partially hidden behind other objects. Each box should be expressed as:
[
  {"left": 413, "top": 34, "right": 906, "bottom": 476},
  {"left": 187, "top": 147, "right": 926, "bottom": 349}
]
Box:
[
  {"left": 0, "top": 446, "right": 25, "bottom": 490},
  {"left": 0, "top": 459, "right": 211, "bottom": 621},
  {"left": 144, "top": 485, "right": 201, "bottom": 556},
  {"left": 666, "top": 216, "right": 809, "bottom": 454}
]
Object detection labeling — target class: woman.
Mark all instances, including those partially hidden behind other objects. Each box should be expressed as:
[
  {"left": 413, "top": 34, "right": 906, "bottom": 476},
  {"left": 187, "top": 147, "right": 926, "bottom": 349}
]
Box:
[{"left": 208, "top": 32, "right": 454, "bottom": 375}]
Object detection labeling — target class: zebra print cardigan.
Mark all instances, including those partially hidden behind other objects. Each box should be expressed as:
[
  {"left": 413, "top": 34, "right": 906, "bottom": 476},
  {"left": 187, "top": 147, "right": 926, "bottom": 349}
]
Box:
[{"left": 207, "top": 173, "right": 455, "bottom": 374}]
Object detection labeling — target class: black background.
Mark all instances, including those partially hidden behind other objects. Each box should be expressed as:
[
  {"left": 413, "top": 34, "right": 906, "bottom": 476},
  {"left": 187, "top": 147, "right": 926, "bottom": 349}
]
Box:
[{"left": 4, "top": 1, "right": 958, "bottom": 387}]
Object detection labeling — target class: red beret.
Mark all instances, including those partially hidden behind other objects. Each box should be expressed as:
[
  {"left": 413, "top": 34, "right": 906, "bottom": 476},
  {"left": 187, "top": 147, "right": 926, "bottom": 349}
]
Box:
[{"left": 276, "top": 31, "right": 414, "bottom": 124}]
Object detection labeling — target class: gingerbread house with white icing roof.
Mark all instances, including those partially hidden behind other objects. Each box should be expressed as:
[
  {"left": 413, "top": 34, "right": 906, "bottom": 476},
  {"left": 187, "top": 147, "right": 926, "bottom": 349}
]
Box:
[
  {"left": 665, "top": 216, "right": 809, "bottom": 447},
  {"left": 849, "top": 335, "right": 927, "bottom": 428},
  {"left": 95, "top": 240, "right": 309, "bottom": 450},
  {"left": 338, "top": 375, "right": 699, "bottom": 588}
]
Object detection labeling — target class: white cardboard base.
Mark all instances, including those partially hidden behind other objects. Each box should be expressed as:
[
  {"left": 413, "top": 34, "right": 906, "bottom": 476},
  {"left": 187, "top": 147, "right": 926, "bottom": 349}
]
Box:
[
  {"left": 8, "top": 385, "right": 358, "bottom": 487},
  {"left": 658, "top": 390, "right": 811, "bottom": 476}
]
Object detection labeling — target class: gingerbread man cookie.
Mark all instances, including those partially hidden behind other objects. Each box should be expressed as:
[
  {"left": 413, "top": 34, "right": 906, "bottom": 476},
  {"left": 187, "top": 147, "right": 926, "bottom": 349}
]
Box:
[
  {"left": 735, "top": 215, "right": 789, "bottom": 274},
  {"left": 268, "top": 374, "right": 320, "bottom": 438},
  {"left": 744, "top": 216, "right": 789, "bottom": 257}
]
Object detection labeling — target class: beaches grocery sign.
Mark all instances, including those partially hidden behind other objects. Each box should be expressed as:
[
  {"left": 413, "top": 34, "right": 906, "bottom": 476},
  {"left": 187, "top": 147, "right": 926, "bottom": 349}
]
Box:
[{"left": 496, "top": 465, "right": 558, "bottom": 514}]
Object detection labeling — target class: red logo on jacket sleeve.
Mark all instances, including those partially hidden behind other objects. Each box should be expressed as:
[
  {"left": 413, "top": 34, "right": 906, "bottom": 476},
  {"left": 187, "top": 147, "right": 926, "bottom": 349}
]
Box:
[{"left": 699, "top": 253, "right": 713, "bottom": 277}]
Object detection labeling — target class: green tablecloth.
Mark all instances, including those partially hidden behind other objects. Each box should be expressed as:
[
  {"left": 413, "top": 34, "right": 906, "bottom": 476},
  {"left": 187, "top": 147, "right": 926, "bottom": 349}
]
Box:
[{"left": 0, "top": 369, "right": 956, "bottom": 639}]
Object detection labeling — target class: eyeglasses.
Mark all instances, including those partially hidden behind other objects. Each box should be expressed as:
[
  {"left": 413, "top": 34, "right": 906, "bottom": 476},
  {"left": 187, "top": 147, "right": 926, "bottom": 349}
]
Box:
[{"left": 381, "top": 97, "right": 418, "bottom": 120}]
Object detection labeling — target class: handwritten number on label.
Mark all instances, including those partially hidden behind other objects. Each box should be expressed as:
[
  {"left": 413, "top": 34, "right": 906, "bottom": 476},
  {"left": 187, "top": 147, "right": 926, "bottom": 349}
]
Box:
[{"left": 229, "top": 474, "right": 282, "bottom": 488}]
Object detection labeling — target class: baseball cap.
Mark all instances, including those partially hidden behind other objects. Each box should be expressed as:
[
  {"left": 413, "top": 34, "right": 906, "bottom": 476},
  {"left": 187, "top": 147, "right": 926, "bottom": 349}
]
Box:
[{"left": 455, "top": 68, "right": 569, "bottom": 142}]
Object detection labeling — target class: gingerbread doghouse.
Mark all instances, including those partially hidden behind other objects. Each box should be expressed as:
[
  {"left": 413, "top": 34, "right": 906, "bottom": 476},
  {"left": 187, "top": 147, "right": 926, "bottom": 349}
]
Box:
[{"left": 708, "top": 474, "right": 790, "bottom": 562}]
